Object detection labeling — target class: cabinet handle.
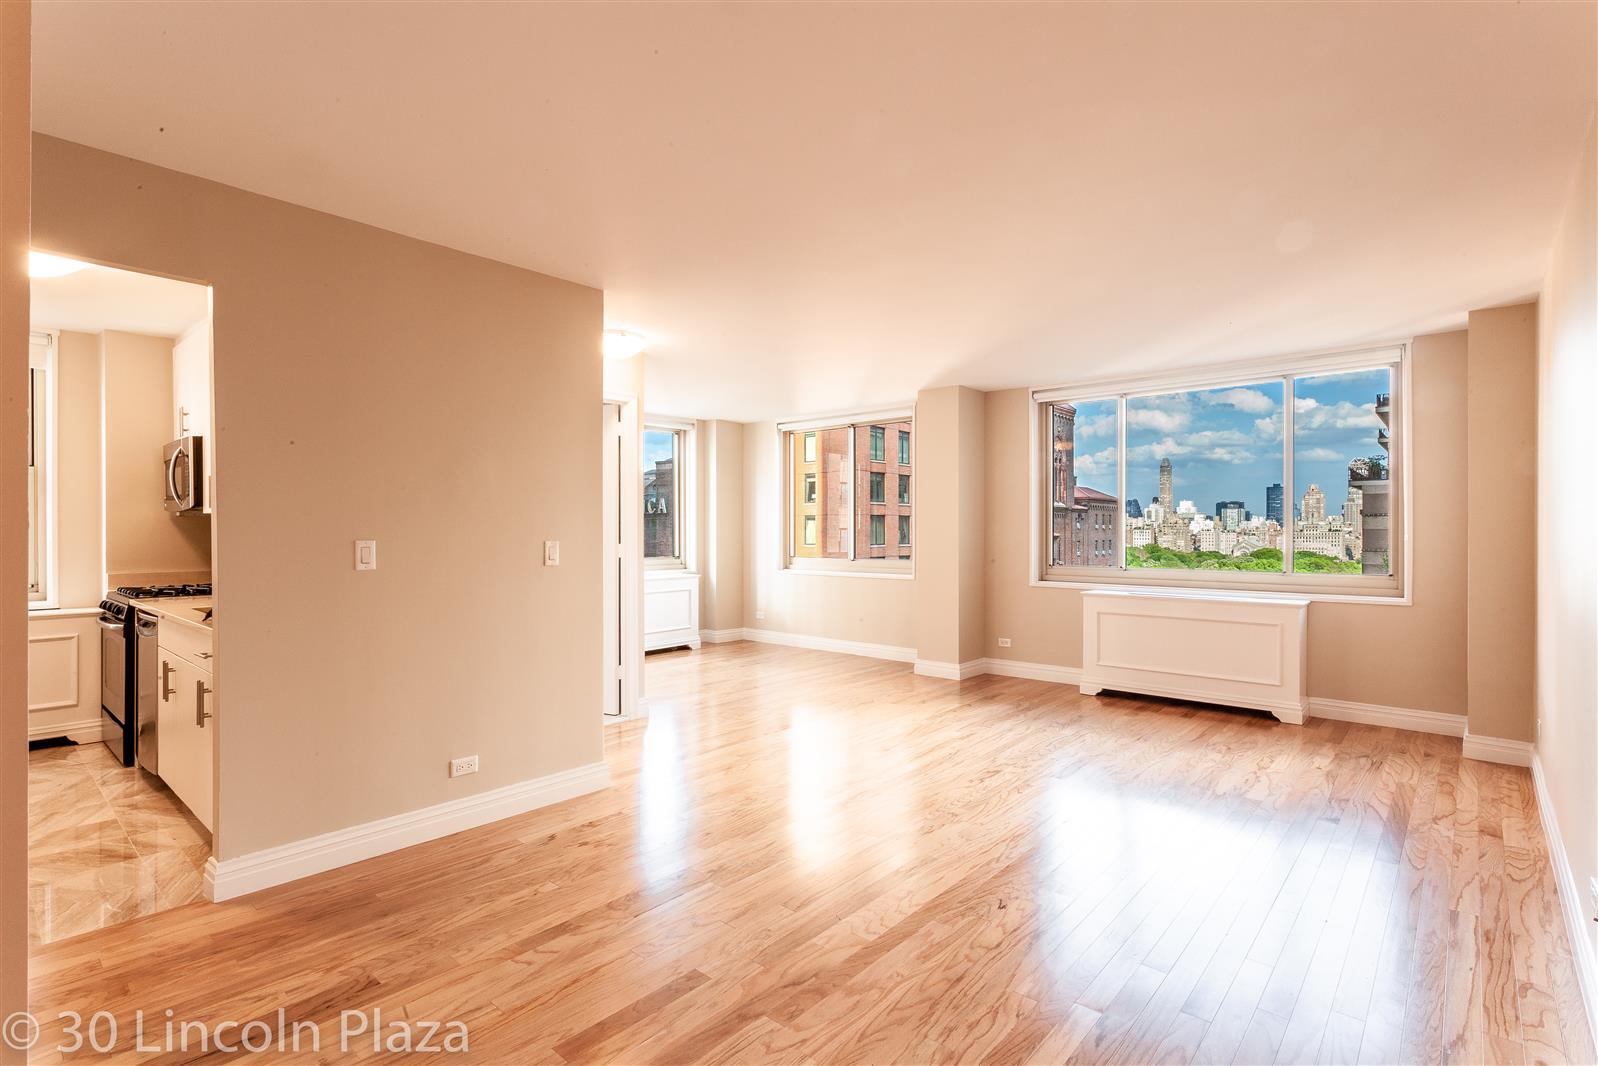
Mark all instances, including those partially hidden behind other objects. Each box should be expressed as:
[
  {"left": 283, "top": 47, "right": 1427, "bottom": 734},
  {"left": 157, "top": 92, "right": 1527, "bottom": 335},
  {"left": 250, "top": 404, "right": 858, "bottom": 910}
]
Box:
[
  {"left": 196, "top": 680, "right": 213, "bottom": 727},
  {"left": 161, "top": 660, "right": 175, "bottom": 702}
]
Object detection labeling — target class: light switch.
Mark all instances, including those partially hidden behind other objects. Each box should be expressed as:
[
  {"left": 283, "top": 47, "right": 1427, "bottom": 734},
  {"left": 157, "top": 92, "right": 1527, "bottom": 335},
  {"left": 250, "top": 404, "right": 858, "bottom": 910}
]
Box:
[
  {"left": 544, "top": 540, "right": 560, "bottom": 566},
  {"left": 355, "top": 539, "right": 377, "bottom": 571}
]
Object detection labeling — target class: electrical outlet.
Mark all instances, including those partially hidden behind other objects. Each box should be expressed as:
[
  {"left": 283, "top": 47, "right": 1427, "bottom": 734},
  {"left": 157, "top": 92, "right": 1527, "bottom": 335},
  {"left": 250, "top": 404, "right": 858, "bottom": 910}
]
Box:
[
  {"left": 754, "top": 610, "right": 765, "bottom": 620},
  {"left": 450, "top": 755, "right": 479, "bottom": 778},
  {"left": 997, "top": 637, "right": 1012, "bottom": 648}
]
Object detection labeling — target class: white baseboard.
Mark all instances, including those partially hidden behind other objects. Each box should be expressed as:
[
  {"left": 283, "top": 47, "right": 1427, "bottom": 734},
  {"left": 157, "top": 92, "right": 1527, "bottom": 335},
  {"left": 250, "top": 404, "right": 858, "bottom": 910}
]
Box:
[
  {"left": 1461, "top": 731, "right": 1535, "bottom": 766},
  {"left": 739, "top": 627, "right": 917, "bottom": 663},
  {"left": 913, "top": 659, "right": 986, "bottom": 680},
  {"left": 29, "top": 717, "right": 106, "bottom": 744},
  {"left": 204, "top": 761, "right": 610, "bottom": 902},
  {"left": 980, "top": 658, "right": 1084, "bottom": 686},
  {"left": 699, "top": 628, "right": 744, "bottom": 644},
  {"left": 1309, "top": 697, "right": 1466, "bottom": 737},
  {"left": 1531, "top": 753, "right": 1598, "bottom": 1049}
]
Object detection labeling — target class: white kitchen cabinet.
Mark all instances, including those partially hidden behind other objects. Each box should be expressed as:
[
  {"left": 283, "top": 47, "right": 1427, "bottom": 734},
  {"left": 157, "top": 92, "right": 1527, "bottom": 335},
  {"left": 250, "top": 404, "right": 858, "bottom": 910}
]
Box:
[
  {"left": 171, "top": 321, "right": 214, "bottom": 512},
  {"left": 158, "top": 622, "right": 215, "bottom": 832}
]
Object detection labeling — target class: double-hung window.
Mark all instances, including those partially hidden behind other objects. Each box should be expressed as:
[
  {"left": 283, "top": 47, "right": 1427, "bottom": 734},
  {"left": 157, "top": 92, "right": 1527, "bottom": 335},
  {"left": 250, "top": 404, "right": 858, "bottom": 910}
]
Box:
[
  {"left": 782, "top": 409, "right": 913, "bottom": 572},
  {"left": 1034, "top": 344, "right": 1405, "bottom": 598},
  {"left": 28, "top": 331, "right": 55, "bottom": 606},
  {"left": 643, "top": 421, "right": 691, "bottom": 570}
]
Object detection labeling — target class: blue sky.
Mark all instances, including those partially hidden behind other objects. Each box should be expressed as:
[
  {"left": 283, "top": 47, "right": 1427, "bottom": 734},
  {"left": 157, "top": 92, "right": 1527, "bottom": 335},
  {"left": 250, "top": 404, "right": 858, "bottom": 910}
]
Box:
[
  {"left": 642, "top": 429, "right": 676, "bottom": 471},
  {"left": 1070, "top": 368, "right": 1389, "bottom": 518}
]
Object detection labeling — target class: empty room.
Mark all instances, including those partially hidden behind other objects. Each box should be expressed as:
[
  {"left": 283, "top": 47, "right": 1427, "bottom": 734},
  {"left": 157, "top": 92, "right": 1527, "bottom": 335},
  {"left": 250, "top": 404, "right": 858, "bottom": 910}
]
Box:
[{"left": 1, "top": 2, "right": 1595, "bottom": 1065}]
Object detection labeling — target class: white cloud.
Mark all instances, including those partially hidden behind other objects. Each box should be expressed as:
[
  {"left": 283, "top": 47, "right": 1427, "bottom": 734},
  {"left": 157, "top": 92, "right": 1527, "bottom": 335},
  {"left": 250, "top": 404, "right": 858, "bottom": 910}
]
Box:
[
  {"left": 1126, "top": 406, "right": 1190, "bottom": 433},
  {"left": 1202, "top": 387, "right": 1278, "bottom": 415},
  {"left": 1074, "top": 446, "right": 1118, "bottom": 477},
  {"left": 1296, "top": 446, "right": 1346, "bottom": 462}
]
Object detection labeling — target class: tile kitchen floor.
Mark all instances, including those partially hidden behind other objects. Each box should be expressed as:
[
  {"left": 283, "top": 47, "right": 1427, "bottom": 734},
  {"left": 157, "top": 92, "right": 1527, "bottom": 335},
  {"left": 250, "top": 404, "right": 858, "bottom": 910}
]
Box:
[{"left": 27, "top": 741, "right": 210, "bottom": 946}]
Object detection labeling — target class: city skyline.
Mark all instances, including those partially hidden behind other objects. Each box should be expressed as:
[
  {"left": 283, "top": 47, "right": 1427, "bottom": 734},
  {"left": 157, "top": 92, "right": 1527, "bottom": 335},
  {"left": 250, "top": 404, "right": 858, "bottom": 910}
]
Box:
[{"left": 1071, "top": 369, "right": 1391, "bottom": 517}]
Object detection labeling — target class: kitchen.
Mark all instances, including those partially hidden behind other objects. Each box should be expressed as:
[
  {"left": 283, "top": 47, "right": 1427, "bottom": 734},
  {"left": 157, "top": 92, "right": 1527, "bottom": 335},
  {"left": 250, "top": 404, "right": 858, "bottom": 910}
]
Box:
[{"left": 25, "top": 252, "right": 217, "bottom": 944}]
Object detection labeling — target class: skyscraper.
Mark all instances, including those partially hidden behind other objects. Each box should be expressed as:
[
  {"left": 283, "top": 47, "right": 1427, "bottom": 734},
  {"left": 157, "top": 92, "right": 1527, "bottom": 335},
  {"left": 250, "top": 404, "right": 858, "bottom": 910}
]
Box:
[
  {"left": 1158, "top": 458, "right": 1173, "bottom": 512},
  {"left": 1301, "top": 484, "right": 1326, "bottom": 522},
  {"left": 1125, "top": 497, "right": 1143, "bottom": 519},
  {"left": 1215, "top": 501, "right": 1245, "bottom": 531},
  {"left": 1266, "top": 483, "right": 1284, "bottom": 525}
]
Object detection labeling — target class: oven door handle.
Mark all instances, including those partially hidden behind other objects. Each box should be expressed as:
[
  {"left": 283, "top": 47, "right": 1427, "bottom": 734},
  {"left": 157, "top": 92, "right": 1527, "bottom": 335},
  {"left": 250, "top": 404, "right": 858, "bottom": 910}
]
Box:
[{"left": 96, "top": 616, "right": 124, "bottom": 632}]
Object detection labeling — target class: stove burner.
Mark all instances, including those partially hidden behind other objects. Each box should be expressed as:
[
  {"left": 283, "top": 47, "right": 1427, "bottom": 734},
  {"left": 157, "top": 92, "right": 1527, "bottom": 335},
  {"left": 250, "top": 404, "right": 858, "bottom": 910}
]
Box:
[{"left": 114, "top": 582, "right": 213, "bottom": 599}]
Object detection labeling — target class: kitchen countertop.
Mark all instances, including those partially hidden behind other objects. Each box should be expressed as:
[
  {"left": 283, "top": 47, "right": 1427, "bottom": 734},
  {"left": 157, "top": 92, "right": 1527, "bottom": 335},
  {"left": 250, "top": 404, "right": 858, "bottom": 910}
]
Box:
[{"left": 131, "top": 595, "right": 213, "bottom": 631}]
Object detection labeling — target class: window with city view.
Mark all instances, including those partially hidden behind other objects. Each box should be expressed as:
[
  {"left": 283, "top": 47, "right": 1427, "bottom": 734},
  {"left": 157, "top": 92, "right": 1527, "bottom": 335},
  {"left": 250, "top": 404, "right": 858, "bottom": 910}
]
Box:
[
  {"left": 1040, "top": 350, "right": 1401, "bottom": 589},
  {"left": 1125, "top": 381, "right": 1285, "bottom": 572},
  {"left": 787, "top": 416, "right": 912, "bottom": 569},
  {"left": 643, "top": 426, "right": 682, "bottom": 565}
]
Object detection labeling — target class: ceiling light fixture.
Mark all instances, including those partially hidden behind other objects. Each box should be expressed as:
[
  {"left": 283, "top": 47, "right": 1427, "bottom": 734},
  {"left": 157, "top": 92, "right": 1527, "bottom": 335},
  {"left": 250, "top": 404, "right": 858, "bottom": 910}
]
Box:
[
  {"left": 29, "top": 251, "right": 91, "bottom": 278},
  {"left": 603, "top": 329, "right": 647, "bottom": 360}
]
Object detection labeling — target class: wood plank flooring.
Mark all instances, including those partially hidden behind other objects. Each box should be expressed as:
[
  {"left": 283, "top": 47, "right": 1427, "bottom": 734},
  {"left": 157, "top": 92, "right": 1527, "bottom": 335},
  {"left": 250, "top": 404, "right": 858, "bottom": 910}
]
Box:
[{"left": 26, "top": 642, "right": 1596, "bottom": 1064}]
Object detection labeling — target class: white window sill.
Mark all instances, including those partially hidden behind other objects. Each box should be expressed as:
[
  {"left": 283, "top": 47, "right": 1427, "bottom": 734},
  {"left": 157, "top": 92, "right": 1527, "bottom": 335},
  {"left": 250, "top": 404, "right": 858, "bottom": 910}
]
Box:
[
  {"left": 645, "top": 569, "right": 698, "bottom": 581},
  {"left": 781, "top": 567, "right": 915, "bottom": 581},
  {"left": 1030, "top": 574, "right": 1409, "bottom": 606},
  {"left": 28, "top": 605, "right": 103, "bottom": 619}
]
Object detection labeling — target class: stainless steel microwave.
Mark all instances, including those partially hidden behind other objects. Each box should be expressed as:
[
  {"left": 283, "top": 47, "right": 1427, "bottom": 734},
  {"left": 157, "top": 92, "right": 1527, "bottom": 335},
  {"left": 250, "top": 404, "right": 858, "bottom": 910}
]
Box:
[{"left": 163, "top": 435, "right": 205, "bottom": 514}]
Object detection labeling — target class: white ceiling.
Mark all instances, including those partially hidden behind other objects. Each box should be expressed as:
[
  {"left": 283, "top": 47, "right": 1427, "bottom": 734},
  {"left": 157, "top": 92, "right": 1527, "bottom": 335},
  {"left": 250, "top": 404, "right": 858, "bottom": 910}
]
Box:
[
  {"left": 30, "top": 2, "right": 1597, "bottom": 420},
  {"left": 30, "top": 258, "right": 209, "bottom": 339}
]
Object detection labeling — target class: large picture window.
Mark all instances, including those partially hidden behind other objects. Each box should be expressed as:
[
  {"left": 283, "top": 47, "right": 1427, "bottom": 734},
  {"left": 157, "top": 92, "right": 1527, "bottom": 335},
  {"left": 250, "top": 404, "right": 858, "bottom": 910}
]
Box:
[
  {"left": 784, "top": 410, "right": 913, "bottom": 571},
  {"left": 1035, "top": 346, "right": 1404, "bottom": 597}
]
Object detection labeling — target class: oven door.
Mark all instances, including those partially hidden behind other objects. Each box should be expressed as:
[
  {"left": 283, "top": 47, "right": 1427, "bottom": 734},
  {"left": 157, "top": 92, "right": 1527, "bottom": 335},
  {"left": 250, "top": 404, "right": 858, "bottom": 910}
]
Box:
[{"left": 98, "top": 613, "right": 131, "bottom": 765}]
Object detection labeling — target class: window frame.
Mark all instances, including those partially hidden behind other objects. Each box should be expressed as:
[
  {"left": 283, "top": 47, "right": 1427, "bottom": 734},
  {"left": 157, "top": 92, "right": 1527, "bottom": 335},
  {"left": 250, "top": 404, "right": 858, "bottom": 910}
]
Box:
[
  {"left": 28, "top": 331, "right": 57, "bottom": 608},
  {"left": 778, "top": 405, "right": 915, "bottom": 577},
  {"left": 642, "top": 417, "right": 695, "bottom": 572},
  {"left": 1029, "top": 342, "right": 1411, "bottom": 603}
]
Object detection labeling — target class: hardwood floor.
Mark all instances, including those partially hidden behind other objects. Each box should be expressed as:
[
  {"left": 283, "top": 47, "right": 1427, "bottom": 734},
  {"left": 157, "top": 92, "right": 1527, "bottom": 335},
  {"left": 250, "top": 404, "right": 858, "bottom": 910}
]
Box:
[{"left": 27, "top": 642, "right": 1595, "bottom": 1065}]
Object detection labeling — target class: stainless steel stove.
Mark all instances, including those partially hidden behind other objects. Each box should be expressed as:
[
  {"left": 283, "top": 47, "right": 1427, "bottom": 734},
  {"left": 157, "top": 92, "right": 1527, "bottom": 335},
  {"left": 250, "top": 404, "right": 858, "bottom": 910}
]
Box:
[{"left": 98, "top": 583, "right": 213, "bottom": 768}]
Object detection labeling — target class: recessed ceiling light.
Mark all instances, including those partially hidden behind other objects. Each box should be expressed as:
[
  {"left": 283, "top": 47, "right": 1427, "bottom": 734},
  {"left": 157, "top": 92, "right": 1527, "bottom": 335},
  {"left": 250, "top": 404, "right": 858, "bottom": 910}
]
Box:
[
  {"left": 603, "top": 329, "right": 647, "bottom": 359},
  {"left": 29, "top": 251, "right": 90, "bottom": 278}
]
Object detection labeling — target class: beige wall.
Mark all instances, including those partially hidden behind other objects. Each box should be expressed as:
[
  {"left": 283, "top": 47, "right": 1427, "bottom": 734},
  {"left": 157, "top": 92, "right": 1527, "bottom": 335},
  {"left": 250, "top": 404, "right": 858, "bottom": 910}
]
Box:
[
  {"left": 914, "top": 386, "right": 986, "bottom": 666},
  {"left": 1466, "top": 304, "right": 1538, "bottom": 742},
  {"left": 696, "top": 419, "right": 744, "bottom": 634},
  {"left": 103, "top": 329, "right": 210, "bottom": 586},
  {"left": 982, "top": 329, "right": 1471, "bottom": 716},
  {"left": 34, "top": 135, "right": 606, "bottom": 860},
  {"left": 741, "top": 420, "right": 917, "bottom": 650},
  {"left": 54, "top": 329, "right": 102, "bottom": 606},
  {"left": 1, "top": 0, "right": 28, "bottom": 1025},
  {"left": 1536, "top": 113, "right": 1597, "bottom": 965}
]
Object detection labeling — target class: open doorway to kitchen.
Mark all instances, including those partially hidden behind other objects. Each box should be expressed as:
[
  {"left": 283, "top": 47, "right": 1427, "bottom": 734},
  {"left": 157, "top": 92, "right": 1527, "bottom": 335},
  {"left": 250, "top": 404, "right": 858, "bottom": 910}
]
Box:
[{"left": 24, "top": 252, "right": 216, "bottom": 946}]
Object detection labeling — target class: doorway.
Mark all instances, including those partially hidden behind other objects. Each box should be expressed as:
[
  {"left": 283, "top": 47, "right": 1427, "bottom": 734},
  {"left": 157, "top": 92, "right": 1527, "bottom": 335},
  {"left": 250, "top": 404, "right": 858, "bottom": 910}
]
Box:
[{"left": 25, "top": 254, "right": 216, "bottom": 945}]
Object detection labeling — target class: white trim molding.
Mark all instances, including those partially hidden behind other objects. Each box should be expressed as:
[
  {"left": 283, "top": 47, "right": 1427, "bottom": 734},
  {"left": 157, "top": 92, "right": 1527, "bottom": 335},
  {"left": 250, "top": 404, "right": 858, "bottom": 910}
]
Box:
[
  {"left": 980, "top": 658, "right": 1085, "bottom": 686},
  {"left": 28, "top": 716, "right": 103, "bottom": 743},
  {"left": 1531, "top": 754, "right": 1598, "bottom": 1047},
  {"left": 204, "top": 761, "right": 610, "bottom": 902},
  {"left": 699, "top": 628, "right": 745, "bottom": 644},
  {"left": 1461, "top": 731, "right": 1535, "bottom": 767},
  {"left": 740, "top": 627, "right": 917, "bottom": 663},
  {"left": 912, "top": 659, "right": 986, "bottom": 680},
  {"left": 1308, "top": 697, "right": 1466, "bottom": 737}
]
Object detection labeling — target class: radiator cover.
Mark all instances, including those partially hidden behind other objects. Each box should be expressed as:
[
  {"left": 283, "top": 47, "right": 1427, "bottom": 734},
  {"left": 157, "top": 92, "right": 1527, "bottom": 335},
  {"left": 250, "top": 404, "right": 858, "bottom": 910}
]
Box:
[{"left": 1080, "top": 590, "right": 1309, "bottom": 724}]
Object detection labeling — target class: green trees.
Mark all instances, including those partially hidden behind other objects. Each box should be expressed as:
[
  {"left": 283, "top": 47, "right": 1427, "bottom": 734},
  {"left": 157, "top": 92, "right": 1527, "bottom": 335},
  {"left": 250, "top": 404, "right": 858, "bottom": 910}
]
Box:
[{"left": 1123, "top": 545, "right": 1358, "bottom": 574}]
